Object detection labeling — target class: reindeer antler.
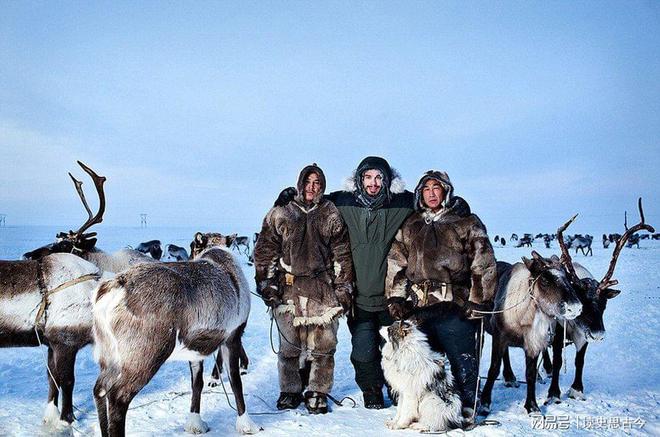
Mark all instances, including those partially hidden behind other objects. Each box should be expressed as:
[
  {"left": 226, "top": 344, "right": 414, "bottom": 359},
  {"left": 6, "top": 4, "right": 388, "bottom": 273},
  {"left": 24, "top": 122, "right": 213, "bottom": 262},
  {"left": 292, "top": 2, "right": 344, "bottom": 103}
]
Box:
[
  {"left": 70, "top": 161, "right": 106, "bottom": 239},
  {"left": 557, "top": 213, "right": 580, "bottom": 283},
  {"left": 598, "top": 198, "right": 654, "bottom": 292}
]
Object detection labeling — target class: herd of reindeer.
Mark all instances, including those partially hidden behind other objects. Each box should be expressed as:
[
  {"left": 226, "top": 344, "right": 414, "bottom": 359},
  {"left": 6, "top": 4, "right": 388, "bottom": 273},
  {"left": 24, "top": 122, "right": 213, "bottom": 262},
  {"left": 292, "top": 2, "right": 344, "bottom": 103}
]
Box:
[
  {"left": 493, "top": 221, "right": 659, "bottom": 255},
  {"left": 0, "top": 161, "right": 655, "bottom": 435}
]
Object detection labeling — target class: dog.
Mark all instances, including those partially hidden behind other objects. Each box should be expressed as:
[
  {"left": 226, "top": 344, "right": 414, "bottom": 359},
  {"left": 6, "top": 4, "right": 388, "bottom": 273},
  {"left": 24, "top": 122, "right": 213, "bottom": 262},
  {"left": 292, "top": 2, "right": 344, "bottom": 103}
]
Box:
[{"left": 380, "top": 320, "right": 462, "bottom": 433}]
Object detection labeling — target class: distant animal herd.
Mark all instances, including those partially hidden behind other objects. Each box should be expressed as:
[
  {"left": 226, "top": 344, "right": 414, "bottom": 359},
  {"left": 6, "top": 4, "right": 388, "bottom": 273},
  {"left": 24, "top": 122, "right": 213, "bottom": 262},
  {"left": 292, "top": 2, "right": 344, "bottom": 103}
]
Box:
[{"left": 493, "top": 227, "right": 659, "bottom": 255}]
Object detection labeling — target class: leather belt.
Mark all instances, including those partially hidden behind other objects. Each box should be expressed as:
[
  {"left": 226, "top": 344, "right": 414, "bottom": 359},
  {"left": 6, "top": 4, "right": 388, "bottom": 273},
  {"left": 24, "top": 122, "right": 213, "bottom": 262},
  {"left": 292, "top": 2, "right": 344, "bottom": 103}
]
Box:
[{"left": 407, "top": 280, "right": 465, "bottom": 308}]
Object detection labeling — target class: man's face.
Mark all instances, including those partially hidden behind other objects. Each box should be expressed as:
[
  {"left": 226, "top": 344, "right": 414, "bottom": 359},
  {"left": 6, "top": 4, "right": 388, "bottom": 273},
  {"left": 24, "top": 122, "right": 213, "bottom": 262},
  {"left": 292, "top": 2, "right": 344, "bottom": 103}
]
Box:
[
  {"left": 422, "top": 179, "right": 445, "bottom": 211},
  {"left": 362, "top": 169, "right": 383, "bottom": 196},
  {"left": 304, "top": 172, "right": 321, "bottom": 202}
]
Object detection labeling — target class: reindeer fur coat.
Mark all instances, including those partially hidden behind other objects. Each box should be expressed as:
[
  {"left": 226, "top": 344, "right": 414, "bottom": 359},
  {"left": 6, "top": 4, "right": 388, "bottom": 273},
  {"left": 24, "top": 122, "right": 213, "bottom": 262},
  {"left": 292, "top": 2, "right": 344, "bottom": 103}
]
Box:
[
  {"left": 254, "top": 164, "right": 354, "bottom": 327},
  {"left": 386, "top": 171, "right": 497, "bottom": 311}
]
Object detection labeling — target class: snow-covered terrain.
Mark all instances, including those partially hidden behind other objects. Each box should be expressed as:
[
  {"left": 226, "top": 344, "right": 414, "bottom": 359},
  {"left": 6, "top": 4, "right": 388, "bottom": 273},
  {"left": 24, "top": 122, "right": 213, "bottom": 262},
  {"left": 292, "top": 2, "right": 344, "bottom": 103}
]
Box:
[{"left": 0, "top": 226, "right": 657, "bottom": 436}]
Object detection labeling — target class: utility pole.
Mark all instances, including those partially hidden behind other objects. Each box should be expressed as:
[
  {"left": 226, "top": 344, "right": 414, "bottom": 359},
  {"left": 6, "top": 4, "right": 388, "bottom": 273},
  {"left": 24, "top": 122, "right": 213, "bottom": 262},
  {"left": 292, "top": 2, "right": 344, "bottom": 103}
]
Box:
[{"left": 140, "top": 213, "right": 147, "bottom": 228}]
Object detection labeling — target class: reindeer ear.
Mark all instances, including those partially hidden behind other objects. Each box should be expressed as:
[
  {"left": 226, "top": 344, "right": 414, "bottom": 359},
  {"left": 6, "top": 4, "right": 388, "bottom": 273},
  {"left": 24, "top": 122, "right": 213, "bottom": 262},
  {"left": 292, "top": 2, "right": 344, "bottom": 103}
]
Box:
[
  {"left": 225, "top": 234, "right": 236, "bottom": 248},
  {"left": 522, "top": 256, "right": 534, "bottom": 270},
  {"left": 531, "top": 250, "right": 543, "bottom": 260},
  {"left": 550, "top": 254, "right": 560, "bottom": 263},
  {"left": 194, "top": 232, "right": 206, "bottom": 245},
  {"left": 602, "top": 288, "right": 621, "bottom": 299}
]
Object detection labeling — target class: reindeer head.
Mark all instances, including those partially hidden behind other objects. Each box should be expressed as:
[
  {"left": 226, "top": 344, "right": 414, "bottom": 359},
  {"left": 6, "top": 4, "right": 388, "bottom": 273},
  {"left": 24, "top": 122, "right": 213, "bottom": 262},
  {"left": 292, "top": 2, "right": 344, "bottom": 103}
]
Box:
[
  {"left": 23, "top": 161, "right": 106, "bottom": 260},
  {"left": 560, "top": 198, "right": 654, "bottom": 341},
  {"left": 522, "top": 251, "right": 582, "bottom": 320},
  {"left": 189, "top": 232, "right": 235, "bottom": 259}
]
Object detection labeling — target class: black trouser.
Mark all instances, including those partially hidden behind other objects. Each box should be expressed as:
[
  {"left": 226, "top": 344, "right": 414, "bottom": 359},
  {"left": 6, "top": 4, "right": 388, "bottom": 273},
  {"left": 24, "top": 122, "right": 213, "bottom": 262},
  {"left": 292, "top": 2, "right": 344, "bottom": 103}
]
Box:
[
  {"left": 347, "top": 307, "right": 393, "bottom": 392},
  {"left": 417, "top": 310, "right": 480, "bottom": 411}
]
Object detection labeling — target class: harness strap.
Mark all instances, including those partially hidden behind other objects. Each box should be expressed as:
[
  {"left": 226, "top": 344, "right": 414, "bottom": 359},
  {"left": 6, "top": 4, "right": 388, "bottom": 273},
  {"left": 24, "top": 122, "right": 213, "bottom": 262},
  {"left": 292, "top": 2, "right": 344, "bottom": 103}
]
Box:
[{"left": 34, "top": 273, "right": 101, "bottom": 326}]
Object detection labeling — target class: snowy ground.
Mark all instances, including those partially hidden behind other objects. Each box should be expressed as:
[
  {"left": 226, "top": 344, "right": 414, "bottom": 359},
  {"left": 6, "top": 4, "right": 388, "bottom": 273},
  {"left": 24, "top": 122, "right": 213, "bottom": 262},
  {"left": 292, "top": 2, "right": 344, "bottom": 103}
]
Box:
[{"left": 0, "top": 226, "right": 658, "bottom": 436}]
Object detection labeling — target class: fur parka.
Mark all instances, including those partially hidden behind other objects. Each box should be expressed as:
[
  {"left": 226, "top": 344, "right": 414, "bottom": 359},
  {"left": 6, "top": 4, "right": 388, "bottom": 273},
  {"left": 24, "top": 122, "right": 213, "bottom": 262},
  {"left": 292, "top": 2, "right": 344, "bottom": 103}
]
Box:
[
  {"left": 386, "top": 171, "right": 497, "bottom": 310},
  {"left": 254, "top": 164, "right": 354, "bottom": 326}
]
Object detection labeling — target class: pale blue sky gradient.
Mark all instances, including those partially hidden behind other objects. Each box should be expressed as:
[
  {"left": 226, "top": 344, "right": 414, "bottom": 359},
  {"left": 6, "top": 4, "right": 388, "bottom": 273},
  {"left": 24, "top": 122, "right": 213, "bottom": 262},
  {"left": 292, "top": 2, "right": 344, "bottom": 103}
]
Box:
[{"left": 1, "top": 1, "right": 658, "bottom": 237}]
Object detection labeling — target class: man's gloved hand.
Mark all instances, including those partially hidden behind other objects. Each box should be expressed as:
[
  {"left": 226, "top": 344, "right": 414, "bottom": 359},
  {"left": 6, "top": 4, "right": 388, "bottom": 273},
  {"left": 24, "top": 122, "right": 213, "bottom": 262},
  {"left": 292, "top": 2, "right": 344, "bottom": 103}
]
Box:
[
  {"left": 274, "top": 187, "right": 297, "bottom": 207},
  {"left": 335, "top": 283, "right": 353, "bottom": 313},
  {"left": 464, "top": 301, "right": 493, "bottom": 319},
  {"left": 387, "top": 297, "right": 410, "bottom": 320},
  {"left": 257, "top": 279, "right": 282, "bottom": 309}
]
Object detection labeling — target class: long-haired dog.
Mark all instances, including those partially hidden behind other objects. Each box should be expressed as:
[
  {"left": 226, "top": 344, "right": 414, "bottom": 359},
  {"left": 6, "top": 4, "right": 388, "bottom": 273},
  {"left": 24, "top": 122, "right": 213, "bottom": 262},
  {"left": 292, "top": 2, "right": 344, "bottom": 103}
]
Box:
[{"left": 381, "top": 320, "right": 462, "bottom": 432}]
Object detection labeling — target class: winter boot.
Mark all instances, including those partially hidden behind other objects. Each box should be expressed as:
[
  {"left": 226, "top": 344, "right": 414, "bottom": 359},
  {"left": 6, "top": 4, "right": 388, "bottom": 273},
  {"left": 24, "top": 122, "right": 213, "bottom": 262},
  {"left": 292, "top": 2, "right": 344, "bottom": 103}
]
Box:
[
  {"left": 276, "top": 392, "right": 303, "bottom": 410},
  {"left": 362, "top": 386, "right": 384, "bottom": 409},
  {"left": 304, "top": 391, "right": 328, "bottom": 414}
]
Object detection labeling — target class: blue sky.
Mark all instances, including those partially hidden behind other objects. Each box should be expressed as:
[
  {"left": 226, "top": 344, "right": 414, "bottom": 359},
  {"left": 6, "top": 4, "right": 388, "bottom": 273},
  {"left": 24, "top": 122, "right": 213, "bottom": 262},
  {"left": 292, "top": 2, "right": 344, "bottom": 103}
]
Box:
[{"left": 1, "top": 1, "right": 658, "bottom": 237}]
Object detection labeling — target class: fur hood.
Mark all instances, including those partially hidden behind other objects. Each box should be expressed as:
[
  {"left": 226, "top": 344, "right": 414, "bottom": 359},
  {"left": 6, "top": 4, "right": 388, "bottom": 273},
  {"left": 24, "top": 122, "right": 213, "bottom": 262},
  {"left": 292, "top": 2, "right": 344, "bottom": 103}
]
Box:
[
  {"left": 413, "top": 170, "right": 455, "bottom": 212},
  {"left": 294, "top": 163, "right": 326, "bottom": 205},
  {"left": 342, "top": 157, "right": 406, "bottom": 209},
  {"left": 342, "top": 168, "right": 406, "bottom": 194}
]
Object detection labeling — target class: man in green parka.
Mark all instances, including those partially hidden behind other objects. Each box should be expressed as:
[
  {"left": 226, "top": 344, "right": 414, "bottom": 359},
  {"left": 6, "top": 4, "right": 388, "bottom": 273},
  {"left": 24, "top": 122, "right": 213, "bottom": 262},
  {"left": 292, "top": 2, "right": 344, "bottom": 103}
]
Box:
[{"left": 326, "top": 156, "right": 414, "bottom": 408}]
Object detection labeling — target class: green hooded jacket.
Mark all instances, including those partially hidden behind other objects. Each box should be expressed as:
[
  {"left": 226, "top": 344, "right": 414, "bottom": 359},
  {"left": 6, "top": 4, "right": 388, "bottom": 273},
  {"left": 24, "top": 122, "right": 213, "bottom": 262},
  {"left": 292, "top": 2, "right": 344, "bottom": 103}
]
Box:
[{"left": 327, "top": 157, "right": 414, "bottom": 311}]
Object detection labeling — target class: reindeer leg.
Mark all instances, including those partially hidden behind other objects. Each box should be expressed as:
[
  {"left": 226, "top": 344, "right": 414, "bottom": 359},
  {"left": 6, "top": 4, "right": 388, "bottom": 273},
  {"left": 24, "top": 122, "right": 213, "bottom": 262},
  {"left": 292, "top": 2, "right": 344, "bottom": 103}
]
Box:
[
  {"left": 209, "top": 349, "right": 223, "bottom": 386},
  {"left": 524, "top": 352, "right": 541, "bottom": 414},
  {"left": 226, "top": 323, "right": 260, "bottom": 434},
  {"left": 55, "top": 346, "right": 78, "bottom": 423},
  {"left": 185, "top": 360, "right": 209, "bottom": 434},
  {"left": 240, "top": 345, "right": 249, "bottom": 375},
  {"left": 546, "top": 328, "right": 563, "bottom": 404},
  {"left": 568, "top": 343, "right": 588, "bottom": 400},
  {"left": 94, "top": 377, "right": 109, "bottom": 437},
  {"left": 502, "top": 348, "right": 519, "bottom": 387},
  {"left": 479, "top": 334, "right": 504, "bottom": 416},
  {"left": 43, "top": 346, "right": 61, "bottom": 424}
]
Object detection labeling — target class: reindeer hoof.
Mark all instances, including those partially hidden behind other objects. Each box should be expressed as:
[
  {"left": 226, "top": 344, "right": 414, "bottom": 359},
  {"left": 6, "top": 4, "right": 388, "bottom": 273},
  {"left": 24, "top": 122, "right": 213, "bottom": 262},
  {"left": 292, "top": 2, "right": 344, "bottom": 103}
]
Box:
[
  {"left": 184, "top": 413, "right": 209, "bottom": 434},
  {"left": 236, "top": 413, "right": 261, "bottom": 434},
  {"left": 544, "top": 396, "right": 561, "bottom": 405},
  {"left": 43, "top": 401, "right": 62, "bottom": 425},
  {"left": 207, "top": 378, "right": 220, "bottom": 388},
  {"left": 240, "top": 366, "right": 248, "bottom": 375},
  {"left": 568, "top": 388, "right": 586, "bottom": 400},
  {"left": 504, "top": 379, "right": 520, "bottom": 388},
  {"left": 525, "top": 404, "right": 542, "bottom": 415},
  {"left": 477, "top": 404, "right": 491, "bottom": 417}
]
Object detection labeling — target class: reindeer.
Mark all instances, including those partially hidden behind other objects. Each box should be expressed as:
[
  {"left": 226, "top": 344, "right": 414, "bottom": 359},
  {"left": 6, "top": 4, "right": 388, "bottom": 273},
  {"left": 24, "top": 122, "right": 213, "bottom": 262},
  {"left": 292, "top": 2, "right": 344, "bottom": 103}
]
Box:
[
  {"left": 652, "top": 233, "right": 660, "bottom": 240},
  {"left": 515, "top": 235, "right": 533, "bottom": 248},
  {"left": 541, "top": 199, "right": 655, "bottom": 403},
  {"left": 571, "top": 234, "right": 593, "bottom": 256},
  {"left": 602, "top": 234, "right": 610, "bottom": 249},
  {"left": 188, "top": 233, "right": 250, "bottom": 382},
  {"left": 479, "top": 217, "right": 583, "bottom": 416},
  {"left": 2, "top": 236, "right": 107, "bottom": 425},
  {"left": 231, "top": 235, "right": 251, "bottom": 257},
  {"left": 510, "top": 233, "right": 519, "bottom": 242},
  {"left": 92, "top": 231, "right": 261, "bottom": 436},
  {"left": 166, "top": 243, "right": 190, "bottom": 261},
  {"left": 23, "top": 162, "right": 156, "bottom": 273},
  {"left": 134, "top": 240, "right": 163, "bottom": 260}
]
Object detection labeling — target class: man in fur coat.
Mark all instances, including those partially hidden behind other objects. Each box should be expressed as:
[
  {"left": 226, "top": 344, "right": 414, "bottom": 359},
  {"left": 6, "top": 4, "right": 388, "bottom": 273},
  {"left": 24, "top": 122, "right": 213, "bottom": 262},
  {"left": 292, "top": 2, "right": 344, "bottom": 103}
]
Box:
[
  {"left": 385, "top": 170, "right": 497, "bottom": 425},
  {"left": 254, "top": 164, "right": 354, "bottom": 414}
]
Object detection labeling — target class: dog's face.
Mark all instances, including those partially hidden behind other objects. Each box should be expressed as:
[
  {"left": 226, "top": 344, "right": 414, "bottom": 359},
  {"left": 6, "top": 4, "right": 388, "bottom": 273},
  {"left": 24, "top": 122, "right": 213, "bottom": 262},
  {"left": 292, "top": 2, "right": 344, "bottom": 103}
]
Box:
[{"left": 381, "top": 320, "right": 416, "bottom": 351}]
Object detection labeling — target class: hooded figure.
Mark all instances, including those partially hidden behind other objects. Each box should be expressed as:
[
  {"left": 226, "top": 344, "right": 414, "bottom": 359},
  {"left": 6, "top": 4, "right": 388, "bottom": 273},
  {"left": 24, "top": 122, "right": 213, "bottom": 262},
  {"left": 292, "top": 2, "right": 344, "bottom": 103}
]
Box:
[
  {"left": 385, "top": 170, "right": 496, "bottom": 426},
  {"left": 254, "top": 163, "right": 354, "bottom": 414}
]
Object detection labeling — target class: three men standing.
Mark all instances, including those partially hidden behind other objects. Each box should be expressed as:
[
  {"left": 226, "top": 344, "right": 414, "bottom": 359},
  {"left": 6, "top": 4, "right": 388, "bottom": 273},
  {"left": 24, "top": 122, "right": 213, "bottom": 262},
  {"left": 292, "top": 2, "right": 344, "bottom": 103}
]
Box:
[{"left": 254, "top": 160, "right": 496, "bottom": 423}]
